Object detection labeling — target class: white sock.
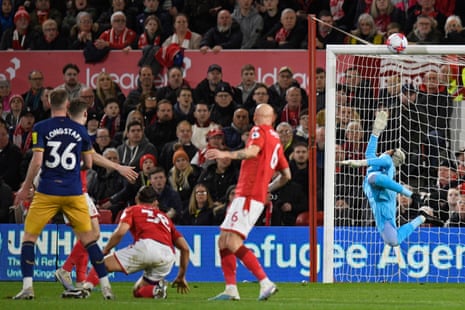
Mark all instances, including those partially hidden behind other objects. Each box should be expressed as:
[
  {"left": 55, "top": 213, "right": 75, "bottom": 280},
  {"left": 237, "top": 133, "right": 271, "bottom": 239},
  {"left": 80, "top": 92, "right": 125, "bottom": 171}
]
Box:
[
  {"left": 99, "top": 276, "right": 110, "bottom": 288},
  {"left": 259, "top": 277, "right": 272, "bottom": 288},
  {"left": 23, "top": 277, "right": 33, "bottom": 290},
  {"left": 225, "top": 284, "right": 238, "bottom": 295}
]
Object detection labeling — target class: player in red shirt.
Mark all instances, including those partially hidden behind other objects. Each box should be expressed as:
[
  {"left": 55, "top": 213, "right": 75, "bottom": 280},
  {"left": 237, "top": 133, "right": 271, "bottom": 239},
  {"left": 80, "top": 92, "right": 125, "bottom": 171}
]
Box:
[
  {"left": 78, "top": 186, "right": 190, "bottom": 299},
  {"left": 205, "top": 104, "right": 291, "bottom": 301}
]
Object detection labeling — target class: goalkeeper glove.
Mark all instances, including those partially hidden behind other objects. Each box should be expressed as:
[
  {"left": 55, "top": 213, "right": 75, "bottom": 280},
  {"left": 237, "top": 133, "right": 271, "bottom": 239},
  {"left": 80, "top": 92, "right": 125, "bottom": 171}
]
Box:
[
  {"left": 372, "top": 110, "right": 388, "bottom": 137},
  {"left": 411, "top": 192, "right": 428, "bottom": 206},
  {"left": 339, "top": 159, "right": 368, "bottom": 168}
]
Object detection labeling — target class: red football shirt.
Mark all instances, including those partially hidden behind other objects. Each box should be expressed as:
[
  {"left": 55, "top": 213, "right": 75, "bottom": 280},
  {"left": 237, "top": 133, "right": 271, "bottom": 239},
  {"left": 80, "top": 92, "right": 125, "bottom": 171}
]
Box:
[
  {"left": 235, "top": 124, "right": 289, "bottom": 203},
  {"left": 119, "top": 205, "right": 182, "bottom": 252}
]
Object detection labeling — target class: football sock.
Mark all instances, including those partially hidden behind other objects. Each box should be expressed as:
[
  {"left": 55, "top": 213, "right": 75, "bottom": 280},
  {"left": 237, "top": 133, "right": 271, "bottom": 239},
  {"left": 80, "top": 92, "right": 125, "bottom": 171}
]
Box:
[
  {"left": 220, "top": 248, "right": 237, "bottom": 285},
  {"left": 21, "top": 241, "right": 35, "bottom": 278},
  {"left": 397, "top": 217, "right": 424, "bottom": 244},
  {"left": 85, "top": 267, "right": 99, "bottom": 287},
  {"left": 235, "top": 245, "right": 267, "bottom": 281},
  {"left": 74, "top": 241, "right": 89, "bottom": 282},
  {"left": 63, "top": 240, "right": 87, "bottom": 274},
  {"left": 85, "top": 241, "right": 107, "bottom": 278},
  {"left": 134, "top": 285, "right": 155, "bottom": 298}
]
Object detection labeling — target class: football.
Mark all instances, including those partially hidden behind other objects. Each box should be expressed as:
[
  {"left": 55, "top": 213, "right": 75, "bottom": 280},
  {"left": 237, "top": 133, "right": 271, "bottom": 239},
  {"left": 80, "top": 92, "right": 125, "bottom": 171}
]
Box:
[{"left": 386, "top": 33, "right": 408, "bottom": 54}]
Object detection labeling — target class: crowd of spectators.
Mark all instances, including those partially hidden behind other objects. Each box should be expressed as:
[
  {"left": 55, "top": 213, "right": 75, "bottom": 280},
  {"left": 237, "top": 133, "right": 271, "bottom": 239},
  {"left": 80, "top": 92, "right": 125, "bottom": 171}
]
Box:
[
  {"left": 0, "top": 59, "right": 311, "bottom": 226},
  {"left": 3, "top": 0, "right": 465, "bottom": 227},
  {"left": 2, "top": 0, "right": 465, "bottom": 52}
]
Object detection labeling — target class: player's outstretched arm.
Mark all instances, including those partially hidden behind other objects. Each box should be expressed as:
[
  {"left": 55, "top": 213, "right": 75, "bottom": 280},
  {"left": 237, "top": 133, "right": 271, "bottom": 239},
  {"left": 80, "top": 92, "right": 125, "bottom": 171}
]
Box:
[
  {"left": 102, "top": 222, "right": 130, "bottom": 255},
  {"left": 205, "top": 145, "right": 260, "bottom": 161},
  {"left": 172, "top": 237, "right": 190, "bottom": 294},
  {"left": 92, "top": 152, "right": 138, "bottom": 183},
  {"left": 339, "top": 159, "right": 368, "bottom": 168}
]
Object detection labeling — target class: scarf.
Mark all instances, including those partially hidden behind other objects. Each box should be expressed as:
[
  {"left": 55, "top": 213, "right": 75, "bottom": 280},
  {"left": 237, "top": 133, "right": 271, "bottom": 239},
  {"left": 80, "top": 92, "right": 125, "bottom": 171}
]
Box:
[
  {"left": 109, "top": 27, "right": 129, "bottom": 48},
  {"left": 137, "top": 31, "right": 161, "bottom": 48},
  {"left": 280, "top": 104, "right": 300, "bottom": 129},
  {"left": 12, "top": 29, "right": 26, "bottom": 50},
  {"left": 12, "top": 124, "right": 32, "bottom": 154},
  {"left": 169, "top": 30, "right": 192, "bottom": 48},
  {"left": 99, "top": 114, "right": 121, "bottom": 138},
  {"left": 275, "top": 28, "right": 289, "bottom": 43}
]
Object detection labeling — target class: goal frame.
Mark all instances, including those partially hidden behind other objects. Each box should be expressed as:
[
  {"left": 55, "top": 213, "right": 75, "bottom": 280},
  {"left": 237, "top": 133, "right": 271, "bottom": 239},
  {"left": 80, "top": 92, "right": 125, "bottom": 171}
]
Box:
[{"left": 323, "top": 45, "right": 465, "bottom": 283}]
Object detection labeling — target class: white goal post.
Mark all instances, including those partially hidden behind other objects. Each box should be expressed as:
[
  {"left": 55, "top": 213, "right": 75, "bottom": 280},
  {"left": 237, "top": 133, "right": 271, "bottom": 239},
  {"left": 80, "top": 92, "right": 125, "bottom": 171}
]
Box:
[{"left": 323, "top": 45, "right": 465, "bottom": 283}]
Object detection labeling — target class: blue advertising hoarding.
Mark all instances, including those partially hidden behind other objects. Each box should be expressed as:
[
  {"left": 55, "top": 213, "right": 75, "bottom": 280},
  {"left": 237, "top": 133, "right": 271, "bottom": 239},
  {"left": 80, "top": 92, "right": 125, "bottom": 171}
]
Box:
[{"left": 1, "top": 224, "right": 464, "bottom": 282}]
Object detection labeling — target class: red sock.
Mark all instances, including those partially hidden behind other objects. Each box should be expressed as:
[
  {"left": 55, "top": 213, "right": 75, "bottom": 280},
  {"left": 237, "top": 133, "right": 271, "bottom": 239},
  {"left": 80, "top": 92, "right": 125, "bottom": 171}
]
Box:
[
  {"left": 75, "top": 245, "right": 89, "bottom": 283},
  {"left": 85, "top": 267, "right": 99, "bottom": 287},
  {"left": 235, "top": 245, "right": 267, "bottom": 281},
  {"left": 220, "top": 249, "right": 237, "bottom": 285},
  {"left": 63, "top": 240, "right": 87, "bottom": 272},
  {"left": 134, "top": 285, "right": 155, "bottom": 298}
]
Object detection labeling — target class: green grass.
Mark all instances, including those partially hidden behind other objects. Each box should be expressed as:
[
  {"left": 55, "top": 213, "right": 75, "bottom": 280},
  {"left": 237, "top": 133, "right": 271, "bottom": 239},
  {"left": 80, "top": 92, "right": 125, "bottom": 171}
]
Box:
[{"left": 0, "top": 282, "right": 464, "bottom": 310}]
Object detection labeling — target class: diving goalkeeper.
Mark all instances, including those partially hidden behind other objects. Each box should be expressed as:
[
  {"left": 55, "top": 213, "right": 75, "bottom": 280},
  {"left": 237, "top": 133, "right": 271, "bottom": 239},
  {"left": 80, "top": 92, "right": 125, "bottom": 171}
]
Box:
[{"left": 340, "top": 111, "right": 443, "bottom": 246}]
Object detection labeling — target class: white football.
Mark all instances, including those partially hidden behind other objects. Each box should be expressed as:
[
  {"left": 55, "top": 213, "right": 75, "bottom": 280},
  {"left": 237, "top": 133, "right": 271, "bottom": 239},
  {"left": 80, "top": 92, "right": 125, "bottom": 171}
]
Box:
[{"left": 386, "top": 33, "right": 408, "bottom": 54}]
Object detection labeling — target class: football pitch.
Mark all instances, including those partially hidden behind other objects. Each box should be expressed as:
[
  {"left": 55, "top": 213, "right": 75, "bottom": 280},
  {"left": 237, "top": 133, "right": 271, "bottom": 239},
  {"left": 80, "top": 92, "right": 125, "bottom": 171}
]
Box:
[{"left": 1, "top": 282, "right": 464, "bottom": 309}]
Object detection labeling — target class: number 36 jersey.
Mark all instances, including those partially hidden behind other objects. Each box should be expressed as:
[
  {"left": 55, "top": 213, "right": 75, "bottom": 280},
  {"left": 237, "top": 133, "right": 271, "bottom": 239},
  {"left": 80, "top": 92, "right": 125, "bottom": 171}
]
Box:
[{"left": 32, "top": 116, "right": 93, "bottom": 196}]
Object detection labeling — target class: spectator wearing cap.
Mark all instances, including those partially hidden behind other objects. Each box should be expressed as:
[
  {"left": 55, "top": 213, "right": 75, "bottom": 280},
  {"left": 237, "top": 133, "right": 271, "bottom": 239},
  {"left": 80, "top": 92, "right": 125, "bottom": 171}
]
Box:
[
  {"left": 199, "top": 10, "right": 243, "bottom": 54},
  {"left": 269, "top": 66, "right": 308, "bottom": 113},
  {"left": 158, "top": 120, "right": 198, "bottom": 172},
  {"left": 95, "top": 11, "right": 137, "bottom": 52},
  {"left": 191, "top": 128, "right": 225, "bottom": 169},
  {"left": 4, "top": 94, "right": 24, "bottom": 129},
  {"left": 0, "top": 5, "right": 36, "bottom": 50},
  {"left": 86, "top": 112, "right": 100, "bottom": 144},
  {"left": 194, "top": 64, "right": 223, "bottom": 107},
  {"left": 32, "top": 18, "right": 68, "bottom": 50},
  {"left": 255, "top": 8, "right": 306, "bottom": 49},
  {"left": 168, "top": 145, "right": 202, "bottom": 211},
  {"left": 22, "top": 70, "right": 46, "bottom": 121},
  {"left": 127, "top": 153, "right": 158, "bottom": 205},
  {"left": 222, "top": 107, "right": 250, "bottom": 150},
  {"left": 10, "top": 106, "right": 34, "bottom": 154},
  {"left": 191, "top": 101, "right": 219, "bottom": 150},
  {"left": 209, "top": 82, "right": 240, "bottom": 128}
]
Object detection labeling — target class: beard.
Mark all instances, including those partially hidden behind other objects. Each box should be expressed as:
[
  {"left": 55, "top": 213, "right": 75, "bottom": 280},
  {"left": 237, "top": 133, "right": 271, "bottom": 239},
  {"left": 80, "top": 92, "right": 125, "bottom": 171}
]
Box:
[{"left": 217, "top": 25, "right": 230, "bottom": 32}]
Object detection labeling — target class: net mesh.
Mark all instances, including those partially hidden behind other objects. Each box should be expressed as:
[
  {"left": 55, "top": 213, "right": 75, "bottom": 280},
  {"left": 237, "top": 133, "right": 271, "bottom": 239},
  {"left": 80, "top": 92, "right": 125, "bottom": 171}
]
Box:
[{"left": 330, "top": 51, "right": 465, "bottom": 282}]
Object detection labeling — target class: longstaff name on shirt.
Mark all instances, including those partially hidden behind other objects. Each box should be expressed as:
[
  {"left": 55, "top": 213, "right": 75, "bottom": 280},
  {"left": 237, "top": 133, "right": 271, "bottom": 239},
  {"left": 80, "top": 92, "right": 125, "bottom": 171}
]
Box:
[{"left": 45, "top": 128, "right": 82, "bottom": 141}]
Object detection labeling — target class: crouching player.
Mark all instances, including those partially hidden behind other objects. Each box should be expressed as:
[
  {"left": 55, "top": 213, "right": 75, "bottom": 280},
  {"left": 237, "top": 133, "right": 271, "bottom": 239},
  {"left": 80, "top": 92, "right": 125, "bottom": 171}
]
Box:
[{"left": 76, "top": 186, "right": 190, "bottom": 299}]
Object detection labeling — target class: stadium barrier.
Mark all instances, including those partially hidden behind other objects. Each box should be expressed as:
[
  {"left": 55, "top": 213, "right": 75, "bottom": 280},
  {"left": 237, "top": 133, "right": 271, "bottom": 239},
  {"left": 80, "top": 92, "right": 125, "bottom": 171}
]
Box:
[
  {"left": 0, "top": 50, "right": 323, "bottom": 96},
  {"left": 1, "top": 224, "right": 463, "bottom": 283}
]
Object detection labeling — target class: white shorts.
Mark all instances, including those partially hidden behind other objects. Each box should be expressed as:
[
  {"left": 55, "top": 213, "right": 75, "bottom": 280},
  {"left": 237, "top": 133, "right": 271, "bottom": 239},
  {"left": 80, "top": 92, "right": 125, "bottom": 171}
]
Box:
[
  {"left": 63, "top": 193, "right": 99, "bottom": 224},
  {"left": 220, "top": 197, "right": 264, "bottom": 239},
  {"left": 113, "top": 239, "right": 175, "bottom": 282}
]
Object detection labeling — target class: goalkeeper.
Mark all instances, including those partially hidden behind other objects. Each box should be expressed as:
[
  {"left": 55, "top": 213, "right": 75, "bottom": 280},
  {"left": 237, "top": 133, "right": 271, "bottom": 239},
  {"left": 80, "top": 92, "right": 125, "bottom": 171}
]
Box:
[{"left": 340, "top": 111, "right": 443, "bottom": 246}]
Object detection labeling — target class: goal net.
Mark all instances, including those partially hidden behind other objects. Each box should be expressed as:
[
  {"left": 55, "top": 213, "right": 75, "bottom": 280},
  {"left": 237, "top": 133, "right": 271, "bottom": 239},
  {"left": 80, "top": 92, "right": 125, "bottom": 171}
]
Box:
[{"left": 323, "top": 45, "right": 465, "bottom": 283}]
